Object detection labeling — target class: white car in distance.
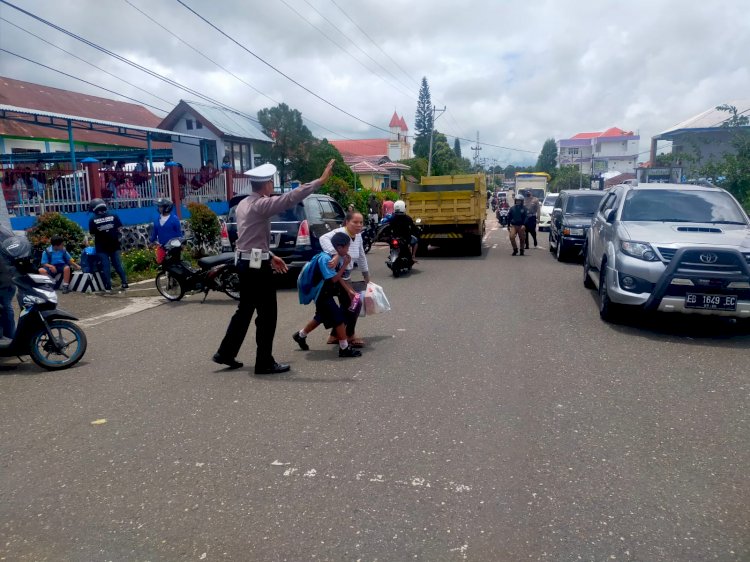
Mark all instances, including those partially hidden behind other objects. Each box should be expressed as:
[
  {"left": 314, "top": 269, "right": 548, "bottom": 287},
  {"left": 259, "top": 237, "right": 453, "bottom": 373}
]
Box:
[{"left": 538, "top": 193, "right": 559, "bottom": 231}]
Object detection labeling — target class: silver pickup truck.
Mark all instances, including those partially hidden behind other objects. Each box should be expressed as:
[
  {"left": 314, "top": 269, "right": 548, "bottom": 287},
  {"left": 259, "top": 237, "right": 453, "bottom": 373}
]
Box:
[{"left": 583, "top": 182, "right": 750, "bottom": 322}]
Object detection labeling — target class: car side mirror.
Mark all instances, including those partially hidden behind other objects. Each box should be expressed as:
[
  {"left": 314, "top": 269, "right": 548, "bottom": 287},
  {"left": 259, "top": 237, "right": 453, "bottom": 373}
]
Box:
[{"left": 606, "top": 209, "right": 616, "bottom": 223}]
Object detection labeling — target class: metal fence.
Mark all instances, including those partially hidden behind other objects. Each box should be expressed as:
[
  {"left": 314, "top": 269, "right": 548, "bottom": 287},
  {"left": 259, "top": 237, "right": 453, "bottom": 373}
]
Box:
[
  {"left": 1, "top": 165, "right": 236, "bottom": 217},
  {"left": 2, "top": 167, "right": 91, "bottom": 215}
]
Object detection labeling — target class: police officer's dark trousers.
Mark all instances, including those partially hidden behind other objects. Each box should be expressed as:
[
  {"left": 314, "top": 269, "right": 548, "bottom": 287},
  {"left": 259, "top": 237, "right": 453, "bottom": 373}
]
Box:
[
  {"left": 217, "top": 260, "right": 277, "bottom": 367},
  {"left": 525, "top": 216, "right": 538, "bottom": 248}
]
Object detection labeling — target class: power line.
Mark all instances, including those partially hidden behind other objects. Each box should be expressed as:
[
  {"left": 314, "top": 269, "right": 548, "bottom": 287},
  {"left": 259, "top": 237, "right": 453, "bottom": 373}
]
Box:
[
  {"left": 299, "top": 0, "right": 415, "bottom": 96},
  {"left": 328, "top": 0, "right": 417, "bottom": 88},
  {"left": 174, "top": 0, "right": 394, "bottom": 136},
  {"left": 0, "top": 0, "right": 261, "bottom": 125},
  {"left": 122, "top": 0, "right": 395, "bottom": 154},
  {"left": 0, "top": 16, "right": 176, "bottom": 109},
  {"left": 0, "top": 48, "right": 170, "bottom": 113}
]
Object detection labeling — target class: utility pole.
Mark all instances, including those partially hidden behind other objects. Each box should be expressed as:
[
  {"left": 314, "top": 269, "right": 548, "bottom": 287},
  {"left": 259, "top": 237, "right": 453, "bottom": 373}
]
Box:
[
  {"left": 471, "top": 131, "right": 482, "bottom": 171},
  {"left": 427, "top": 105, "right": 446, "bottom": 176}
]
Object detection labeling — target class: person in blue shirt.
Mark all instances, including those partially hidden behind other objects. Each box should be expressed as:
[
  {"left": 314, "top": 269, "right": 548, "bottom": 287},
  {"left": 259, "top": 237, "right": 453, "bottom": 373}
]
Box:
[
  {"left": 292, "top": 231, "right": 361, "bottom": 358},
  {"left": 149, "top": 198, "right": 182, "bottom": 264},
  {"left": 38, "top": 235, "right": 80, "bottom": 293}
]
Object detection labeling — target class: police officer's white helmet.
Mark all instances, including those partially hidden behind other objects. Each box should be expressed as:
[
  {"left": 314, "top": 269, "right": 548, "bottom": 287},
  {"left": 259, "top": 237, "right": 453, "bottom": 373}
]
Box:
[{"left": 394, "top": 200, "right": 406, "bottom": 213}]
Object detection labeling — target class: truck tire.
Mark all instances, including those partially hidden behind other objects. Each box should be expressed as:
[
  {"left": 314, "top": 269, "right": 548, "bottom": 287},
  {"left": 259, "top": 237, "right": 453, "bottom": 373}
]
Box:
[{"left": 466, "top": 234, "right": 482, "bottom": 256}]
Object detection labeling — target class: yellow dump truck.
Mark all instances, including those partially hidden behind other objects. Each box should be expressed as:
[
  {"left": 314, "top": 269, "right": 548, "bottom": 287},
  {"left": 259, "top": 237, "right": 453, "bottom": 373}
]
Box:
[{"left": 400, "top": 173, "right": 486, "bottom": 256}]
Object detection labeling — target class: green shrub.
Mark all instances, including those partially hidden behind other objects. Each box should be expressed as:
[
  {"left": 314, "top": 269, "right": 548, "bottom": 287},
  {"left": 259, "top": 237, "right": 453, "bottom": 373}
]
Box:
[
  {"left": 121, "top": 247, "right": 157, "bottom": 274},
  {"left": 186, "top": 202, "right": 219, "bottom": 257},
  {"left": 27, "top": 212, "right": 86, "bottom": 257}
]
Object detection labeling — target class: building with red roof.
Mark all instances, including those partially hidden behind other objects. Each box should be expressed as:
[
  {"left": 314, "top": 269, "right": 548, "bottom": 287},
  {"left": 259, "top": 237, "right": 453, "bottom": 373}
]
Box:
[
  {"left": 330, "top": 111, "right": 411, "bottom": 162},
  {"left": 557, "top": 126, "right": 640, "bottom": 175}
]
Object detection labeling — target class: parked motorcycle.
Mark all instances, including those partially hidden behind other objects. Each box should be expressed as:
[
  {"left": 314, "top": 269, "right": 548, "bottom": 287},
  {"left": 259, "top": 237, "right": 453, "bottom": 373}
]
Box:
[
  {"left": 385, "top": 236, "right": 414, "bottom": 278},
  {"left": 155, "top": 238, "right": 241, "bottom": 302},
  {"left": 0, "top": 237, "right": 87, "bottom": 370}
]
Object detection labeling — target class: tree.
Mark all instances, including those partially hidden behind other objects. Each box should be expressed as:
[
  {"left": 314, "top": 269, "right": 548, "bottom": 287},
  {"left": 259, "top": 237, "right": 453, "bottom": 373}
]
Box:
[
  {"left": 453, "top": 138, "right": 462, "bottom": 159},
  {"left": 400, "top": 157, "right": 428, "bottom": 181},
  {"left": 296, "top": 139, "right": 360, "bottom": 190},
  {"left": 430, "top": 132, "right": 462, "bottom": 176},
  {"left": 536, "top": 138, "right": 557, "bottom": 177},
  {"left": 701, "top": 104, "right": 750, "bottom": 208},
  {"left": 550, "top": 165, "right": 588, "bottom": 192},
  {"left": 256, "top": 103, "right": 315, "bottom": 186},
  {"left": 413, "top": 77, "right": 433, "bottom": 159}
]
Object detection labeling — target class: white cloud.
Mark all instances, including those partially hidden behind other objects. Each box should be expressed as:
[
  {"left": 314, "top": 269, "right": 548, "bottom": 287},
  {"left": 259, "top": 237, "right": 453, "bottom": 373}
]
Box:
[{"left": 2, "top": 0, "right": 749, "bottom": 165}]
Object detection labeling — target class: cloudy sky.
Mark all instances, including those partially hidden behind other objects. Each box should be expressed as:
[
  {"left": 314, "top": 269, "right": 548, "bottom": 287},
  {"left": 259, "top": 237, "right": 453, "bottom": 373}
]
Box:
[{"left": 1, "top": 0, "right": 749, "bottom": 165}]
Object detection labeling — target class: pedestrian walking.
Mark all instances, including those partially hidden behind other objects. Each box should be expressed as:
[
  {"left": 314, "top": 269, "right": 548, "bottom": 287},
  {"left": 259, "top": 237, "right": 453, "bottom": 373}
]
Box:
[
  {"left": 507, "top": 194, "right": 528, "bottom": 256},
  {"left": 88, "top": 198, "right": 128, "bottom": 292},
  {"left": 292, "top": 231, "right": 362, "bottom": 358},
  {"left": 319, "top": 211, "right": 369, "bottom": 347},
  {"left": 524, "top": 190, "right": 541, "bottom": 249},
  {"left": 367, "top": 194, "right": 380, "bottom": 225},
  {"left": 213, "top": 159, "right": 335, "bottom": 373}
]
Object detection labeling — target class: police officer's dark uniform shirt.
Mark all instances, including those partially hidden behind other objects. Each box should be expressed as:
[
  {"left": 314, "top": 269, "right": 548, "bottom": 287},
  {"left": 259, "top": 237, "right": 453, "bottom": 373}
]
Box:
[
  {"left": 89, "top": 212, "right": 122, "bottom": 253},
  {"left": 507, "top": 205, "right": 528, "bottom": 226}
]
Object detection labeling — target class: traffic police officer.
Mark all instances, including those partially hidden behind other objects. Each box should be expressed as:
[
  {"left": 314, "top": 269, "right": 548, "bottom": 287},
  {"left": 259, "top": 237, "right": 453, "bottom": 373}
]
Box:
[{"left": 213, "top": 159, "right": 335, "bottom": 374}]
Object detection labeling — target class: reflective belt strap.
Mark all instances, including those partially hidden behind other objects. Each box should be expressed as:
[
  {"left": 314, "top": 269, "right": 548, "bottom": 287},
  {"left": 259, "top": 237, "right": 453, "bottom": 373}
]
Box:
[{"left": 236, "top": 251, "right": 270, "bottom": 260}]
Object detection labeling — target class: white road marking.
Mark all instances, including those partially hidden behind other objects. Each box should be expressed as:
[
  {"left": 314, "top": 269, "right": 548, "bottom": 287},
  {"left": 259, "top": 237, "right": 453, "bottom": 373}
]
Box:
[{"left": 80, "top": 297, "right": 164, "bottom": 327}]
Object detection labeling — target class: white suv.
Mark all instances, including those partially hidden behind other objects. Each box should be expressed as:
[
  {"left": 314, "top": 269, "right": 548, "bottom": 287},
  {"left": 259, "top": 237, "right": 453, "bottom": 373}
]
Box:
[{"left": 583, "top": 182, "right": 750, "bottom": 322}]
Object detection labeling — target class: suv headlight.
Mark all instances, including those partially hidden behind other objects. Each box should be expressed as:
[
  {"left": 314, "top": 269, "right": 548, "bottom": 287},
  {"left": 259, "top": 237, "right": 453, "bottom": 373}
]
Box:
[{"left": 621, "top": 241, "right": 658, "bottom": 261}]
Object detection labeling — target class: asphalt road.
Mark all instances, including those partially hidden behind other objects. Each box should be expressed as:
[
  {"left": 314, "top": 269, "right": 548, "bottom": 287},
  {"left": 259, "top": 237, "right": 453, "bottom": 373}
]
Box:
[{"left": 2, "top": 213, "right": 748, "bottom": 561}]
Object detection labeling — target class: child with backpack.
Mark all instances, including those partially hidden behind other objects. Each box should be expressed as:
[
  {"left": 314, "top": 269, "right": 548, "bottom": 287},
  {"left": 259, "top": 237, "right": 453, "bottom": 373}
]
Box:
[
  {"left": 292, "top": 231, "right": 362, "bottom": 358},
  {"left": 38, "top": 235, "right": 81, "bottom": 293}
]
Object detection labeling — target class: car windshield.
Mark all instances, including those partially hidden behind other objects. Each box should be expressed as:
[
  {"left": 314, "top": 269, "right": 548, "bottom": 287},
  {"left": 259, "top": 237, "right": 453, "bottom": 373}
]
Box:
[
  {"left": 620, "top": 189, "right": 748, "bottom": 223},
  {"left": 566, "top": 194, "right": 605, "bottom": 215},
  {"left": 542, "top": 195, "right": 558, "bottom": 206}
]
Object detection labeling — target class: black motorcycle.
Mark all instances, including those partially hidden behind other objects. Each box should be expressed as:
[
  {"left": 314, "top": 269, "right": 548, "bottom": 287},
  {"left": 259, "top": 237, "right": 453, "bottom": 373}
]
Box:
[
  {"left": 0, "top": 237, "right": 87, "bottom": 371},
  {"left": 155, "top": 238, "right": 241, "bottom": 302},
  {"left": 385, "top": 236, "right": 414, "bottom": 278},
  {"left": 361, "top": 218, "right": 379, "bottom": 254},
  {"left": 497, "top": 207, "right": 509, "bottom": 227}
]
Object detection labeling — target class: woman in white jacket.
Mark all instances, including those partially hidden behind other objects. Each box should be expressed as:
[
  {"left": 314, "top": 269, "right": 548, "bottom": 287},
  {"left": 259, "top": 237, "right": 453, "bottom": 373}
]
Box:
[{"left": 319, "top": 211, "right": 370, "bottom": 347}]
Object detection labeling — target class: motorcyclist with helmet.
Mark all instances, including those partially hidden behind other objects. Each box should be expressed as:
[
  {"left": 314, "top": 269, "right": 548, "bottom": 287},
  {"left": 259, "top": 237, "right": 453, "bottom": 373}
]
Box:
[
  {"left": 378, "top": 200, "right": 420, "bottom": 261},
  {"left": 88, "top": 198, "right": 128, "bottom": 293},
  {"left": 507, "top": 193, "right": 528, "bottom": 256},
  {"left": 0, "top": 225, "right": 17, "bottom": 344},
  {"left": 149, "top": 198, "right": 182, "bottom": 264}
]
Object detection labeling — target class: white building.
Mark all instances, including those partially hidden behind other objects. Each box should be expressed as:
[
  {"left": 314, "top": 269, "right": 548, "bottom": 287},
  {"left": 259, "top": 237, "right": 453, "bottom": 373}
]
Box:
[
  {"left": 557, "top": 127, "right": 640, "bottom": 176},
  {"left": 159, "top": 100, "right": 273, "bottom": 171}
]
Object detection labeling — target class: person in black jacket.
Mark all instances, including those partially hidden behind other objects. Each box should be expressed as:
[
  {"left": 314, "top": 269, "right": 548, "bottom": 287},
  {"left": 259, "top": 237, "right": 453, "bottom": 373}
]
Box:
[
  {"left": 507, "top": 194, "right": 528, "bottom": 256},
  {"left": 378, "top": 200, "right": 420, "bottom": 261},
  {"left": 88, "top": 198, "right": 128, "bottom": 293},
  {"left": 0, "top": 225, "right": 16, "bottom": 343}
]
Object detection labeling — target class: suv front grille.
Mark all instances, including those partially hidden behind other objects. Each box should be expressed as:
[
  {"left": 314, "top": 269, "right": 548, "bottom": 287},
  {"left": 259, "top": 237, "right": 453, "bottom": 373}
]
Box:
[{"left": 658, "top": 247, "right": 750, "bottom": 269}]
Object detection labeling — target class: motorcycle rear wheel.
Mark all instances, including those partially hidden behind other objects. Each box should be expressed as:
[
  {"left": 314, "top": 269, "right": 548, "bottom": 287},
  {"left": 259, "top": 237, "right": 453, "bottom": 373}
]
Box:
[
  {"left": 156, "top": 271, "right": 185, "bottom": 301},
  {"left": 29, "top": 319, "right": 87, "bottom": 371},
  {"left": 220, "top": 269, "right": 241, "bottom": 300}
]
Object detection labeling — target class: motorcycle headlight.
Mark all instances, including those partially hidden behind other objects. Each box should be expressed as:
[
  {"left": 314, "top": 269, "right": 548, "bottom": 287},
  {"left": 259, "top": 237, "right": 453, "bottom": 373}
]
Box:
[{"left": 621, "top": 241, "right": 658, "bottom": 261}]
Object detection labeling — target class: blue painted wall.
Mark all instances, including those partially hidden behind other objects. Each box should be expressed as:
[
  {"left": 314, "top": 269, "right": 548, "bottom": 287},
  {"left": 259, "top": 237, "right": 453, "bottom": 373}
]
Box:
[{"left": 10, "top": 201, "right": 229, "bottom": 231}]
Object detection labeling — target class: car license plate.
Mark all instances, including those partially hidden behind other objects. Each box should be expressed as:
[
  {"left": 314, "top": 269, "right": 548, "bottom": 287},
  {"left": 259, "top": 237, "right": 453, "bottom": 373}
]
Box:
[
  {"left": 269, "top": 232, "right": 281, "bottom": 248},
  {"left": 685, "top": 293, "right": 737, "bottom": 311}
]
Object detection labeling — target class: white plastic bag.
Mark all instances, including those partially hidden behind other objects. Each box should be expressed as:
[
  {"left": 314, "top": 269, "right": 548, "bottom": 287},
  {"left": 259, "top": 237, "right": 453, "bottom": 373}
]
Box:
[{"left": 364, "top": 282, "right": 391, "bottom": 315}]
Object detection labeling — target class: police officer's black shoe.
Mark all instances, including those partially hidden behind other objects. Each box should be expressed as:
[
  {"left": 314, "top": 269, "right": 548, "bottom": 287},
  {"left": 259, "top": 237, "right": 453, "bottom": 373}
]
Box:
[
  {"left": 212, "top": 353, "right": 243, "bottom": 369},
  {"left": 512, "top": 249, "right": 518, "bottom": 256},
  {"left": 254, "top": 362, "right": 290, "bottom": 375},
  {"left": 520, "top": 249, "right": 525, "bottom": 256}
]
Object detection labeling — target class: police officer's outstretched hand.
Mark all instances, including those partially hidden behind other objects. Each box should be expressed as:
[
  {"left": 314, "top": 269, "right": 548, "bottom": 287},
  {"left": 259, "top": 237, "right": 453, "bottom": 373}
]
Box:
[{"left": 320, "top": 159, "right": 335, "bottom": 184}]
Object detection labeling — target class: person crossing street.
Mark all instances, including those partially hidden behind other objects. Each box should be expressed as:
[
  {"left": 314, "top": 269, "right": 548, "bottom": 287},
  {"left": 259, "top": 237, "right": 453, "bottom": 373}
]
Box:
[{"left": 507, "top": 193, "right": 528, "bottom": 256}]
